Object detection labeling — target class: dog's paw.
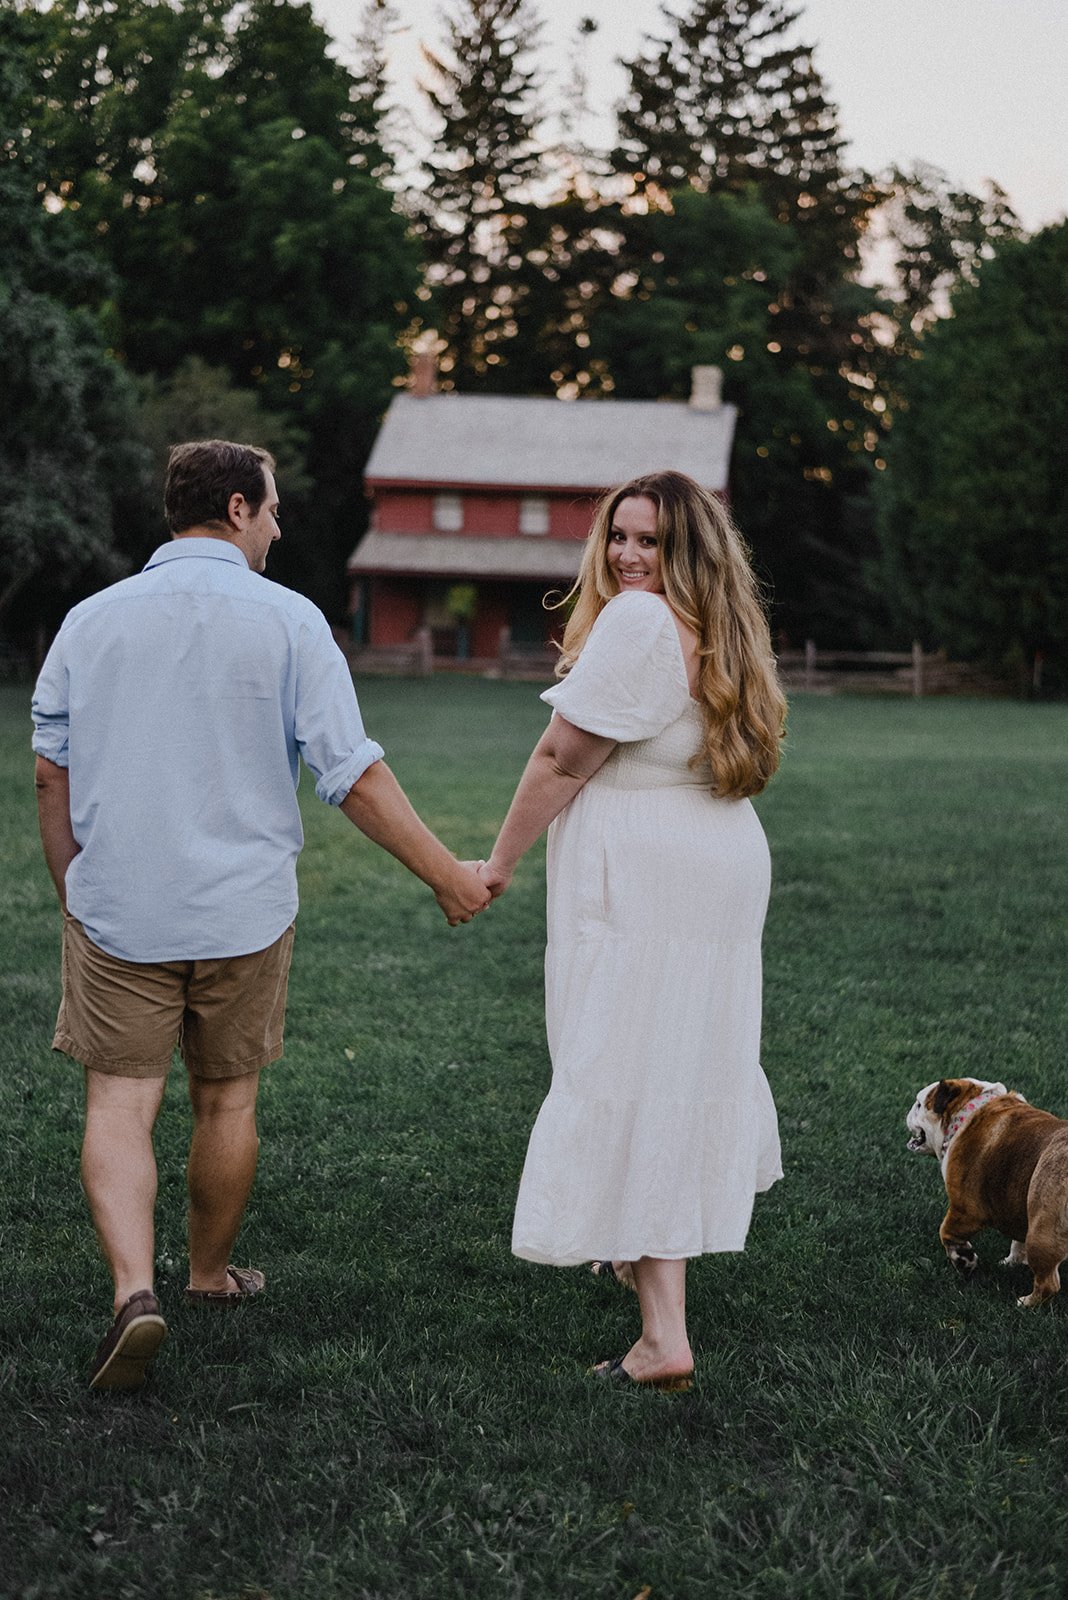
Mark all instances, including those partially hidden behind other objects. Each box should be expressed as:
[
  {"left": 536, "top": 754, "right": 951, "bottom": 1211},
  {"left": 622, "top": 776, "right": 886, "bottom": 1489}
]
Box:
[
  {"left": 948, "top": 1242, "right": 979, "bottom": 1277},
  {"left": 1017, "top": 1292, "right": 1041, "bottom": 1309}
]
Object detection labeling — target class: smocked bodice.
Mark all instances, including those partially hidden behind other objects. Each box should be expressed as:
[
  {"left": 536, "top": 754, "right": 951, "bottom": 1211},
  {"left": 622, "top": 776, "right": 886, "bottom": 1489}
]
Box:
[{"left": 592, "top": 700, "right": 712, "bottom": 791}]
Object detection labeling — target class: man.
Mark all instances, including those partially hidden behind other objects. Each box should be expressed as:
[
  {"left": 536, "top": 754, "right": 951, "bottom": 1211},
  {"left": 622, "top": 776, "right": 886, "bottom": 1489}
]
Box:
[{"left": 32, "top": 439, "right": 489, "bottom": 1392}]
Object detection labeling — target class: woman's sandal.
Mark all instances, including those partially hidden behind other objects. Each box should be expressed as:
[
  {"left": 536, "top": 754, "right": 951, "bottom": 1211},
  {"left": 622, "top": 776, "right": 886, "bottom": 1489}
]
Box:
[
  {"left": 590, "top": 1259, "right": 636, "bottom": 1291},
  {"left": 591, "top": 1357, "right": 694, "bottom": 1393},
  {"left": 186, "top": 1265, "right": 266, "bottom": 1305}
]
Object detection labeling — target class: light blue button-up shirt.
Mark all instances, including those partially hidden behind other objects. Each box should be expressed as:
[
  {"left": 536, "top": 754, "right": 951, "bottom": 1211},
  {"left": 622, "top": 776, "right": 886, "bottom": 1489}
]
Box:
[{"left": 32, "top": 538, "right": 384, "bottom": 962}]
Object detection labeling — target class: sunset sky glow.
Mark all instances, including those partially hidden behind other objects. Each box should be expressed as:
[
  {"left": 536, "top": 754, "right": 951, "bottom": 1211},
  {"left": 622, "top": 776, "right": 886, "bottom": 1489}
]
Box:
[{"left": 314, "top": 0, "right": 1068, "bottom": 233}]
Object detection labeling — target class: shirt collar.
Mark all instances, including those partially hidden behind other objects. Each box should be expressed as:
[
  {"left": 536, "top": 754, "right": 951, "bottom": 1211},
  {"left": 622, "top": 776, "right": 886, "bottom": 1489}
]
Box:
[{"left": 143, "top": 537, "right": 251, "bottom": 572}]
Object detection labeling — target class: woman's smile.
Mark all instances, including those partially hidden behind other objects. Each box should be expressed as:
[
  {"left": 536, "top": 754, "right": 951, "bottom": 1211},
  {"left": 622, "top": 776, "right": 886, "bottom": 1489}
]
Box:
[{"left": 606, "top": 495, "right": 664, "bottom": 594}]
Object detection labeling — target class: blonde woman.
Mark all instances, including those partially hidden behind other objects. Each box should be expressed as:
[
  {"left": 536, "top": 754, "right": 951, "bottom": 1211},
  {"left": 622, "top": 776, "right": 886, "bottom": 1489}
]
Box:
[{"left": 479, "top": 470, "right": 785, "bottom": 1391}]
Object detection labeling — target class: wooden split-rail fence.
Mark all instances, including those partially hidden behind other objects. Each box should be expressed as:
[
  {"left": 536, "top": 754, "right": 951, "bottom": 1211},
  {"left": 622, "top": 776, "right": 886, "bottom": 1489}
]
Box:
[{"left": 346, "top": 630, "right": 1007, "bottom": 697}]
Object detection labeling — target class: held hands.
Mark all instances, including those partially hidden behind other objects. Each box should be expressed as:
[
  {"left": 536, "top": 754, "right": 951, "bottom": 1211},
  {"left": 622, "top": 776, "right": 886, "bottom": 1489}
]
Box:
[
  {"left": 436, "top": 859, "right": 493, "bottom": 926},
  {"left": 477, "top": 858, "right": 511, "bottom": 901},
  {"left": 433, "top": 856, "right": 511, "bottom": 924}
]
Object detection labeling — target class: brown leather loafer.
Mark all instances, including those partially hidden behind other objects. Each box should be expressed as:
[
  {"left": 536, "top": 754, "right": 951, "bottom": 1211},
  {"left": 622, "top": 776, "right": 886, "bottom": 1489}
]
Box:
[
  {"left": 185, "top": 1265, "right": 266, "bottom": 1305},
  {"left": 88, "top": 1290, "right": 167, "bottom": 1392}
]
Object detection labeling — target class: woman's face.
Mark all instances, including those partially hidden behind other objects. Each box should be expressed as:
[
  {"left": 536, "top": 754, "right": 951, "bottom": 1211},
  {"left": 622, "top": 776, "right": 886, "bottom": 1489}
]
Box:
[{"left": 605, "top": 495, "right": 663, "bottom": 595}]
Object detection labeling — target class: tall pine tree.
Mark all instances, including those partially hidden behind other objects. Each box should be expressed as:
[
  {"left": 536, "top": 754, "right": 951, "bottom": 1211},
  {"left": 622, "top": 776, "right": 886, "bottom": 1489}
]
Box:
[
  {"left": 614, "top": 0, "right": 875, "bottom": 363},
  {"left": 616, "top": 0, "right": 844, "bottom": 198},
  {"left": 416, "top": 0, "right": 546, "bottom": 387},
  {"left": 879, "top": 163, "right": 1020, "bottom": 343},
  {"left": 608, "top": 0, "right": 888, "bottom": 641}
]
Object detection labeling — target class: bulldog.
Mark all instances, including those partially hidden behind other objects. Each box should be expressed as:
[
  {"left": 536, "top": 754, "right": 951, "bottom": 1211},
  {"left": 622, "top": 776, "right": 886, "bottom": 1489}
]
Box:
[{"left": 906, "top": 1077, "right": 1068, "bottom": 1308}]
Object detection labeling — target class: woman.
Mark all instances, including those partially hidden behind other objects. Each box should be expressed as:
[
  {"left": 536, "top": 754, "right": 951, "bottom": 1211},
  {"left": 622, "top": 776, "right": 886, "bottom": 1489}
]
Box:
[{"left": 479, "top": 470, "right": 785, "bottom": 1391}]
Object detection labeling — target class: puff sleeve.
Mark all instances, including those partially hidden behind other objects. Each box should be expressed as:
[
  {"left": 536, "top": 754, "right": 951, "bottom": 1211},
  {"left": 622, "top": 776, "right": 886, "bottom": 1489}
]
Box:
[{"left": 540, "top": 592, "right": 691, "bottom": 741}]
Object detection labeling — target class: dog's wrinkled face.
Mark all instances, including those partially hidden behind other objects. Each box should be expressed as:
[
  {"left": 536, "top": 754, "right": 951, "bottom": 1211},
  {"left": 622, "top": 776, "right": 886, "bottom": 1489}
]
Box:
[{"left": 905, "top": 1078, "right": 1006, "bottom": 1156}]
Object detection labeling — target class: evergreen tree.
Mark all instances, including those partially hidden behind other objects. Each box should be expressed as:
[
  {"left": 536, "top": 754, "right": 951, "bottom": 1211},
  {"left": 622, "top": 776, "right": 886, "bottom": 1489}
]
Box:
[
  {"left": 608, "top": 0, "right": 890, "bottom": 640},
  {"left": 348, "top": 0, "right": 403, "bottom": 180},
  {"left": 615, "top": 0, "right": 843, "bottom": 198},
  {"left": 586, "top": 187, "right": 879, "bottom": 641},
  {"left": 879, "top": 163, "right": 1021, "bottom": 342},
  {"left": 612, "top": 0, "right": 878, "bottom": 371},
  {"left": 416, "top": 0, "right": 546, "bottom": 386}
]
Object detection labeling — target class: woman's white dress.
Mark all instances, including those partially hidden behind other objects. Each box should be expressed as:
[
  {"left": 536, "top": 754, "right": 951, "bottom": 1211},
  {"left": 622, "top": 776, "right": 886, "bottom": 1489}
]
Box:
[{"left": 511, "top": 591, "right": 782, "bottom": 1266}]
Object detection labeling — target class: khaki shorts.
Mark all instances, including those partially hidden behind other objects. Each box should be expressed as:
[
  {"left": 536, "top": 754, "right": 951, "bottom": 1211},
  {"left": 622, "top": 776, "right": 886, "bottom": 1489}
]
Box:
[{"left": 54, "top": 915, "right": 296, "bottom": 1080}]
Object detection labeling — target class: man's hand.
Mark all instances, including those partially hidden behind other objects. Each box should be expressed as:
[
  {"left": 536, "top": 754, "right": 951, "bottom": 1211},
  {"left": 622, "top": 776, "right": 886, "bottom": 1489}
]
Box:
[
  {"left": 477, "top": 858, "right": 511, "bottom": 901},
  {"left": 340, "top": 763, "right": 492, "bottom": 927},
  {"left": 437, "top": 860, "right": 492, "bottom": 925}
]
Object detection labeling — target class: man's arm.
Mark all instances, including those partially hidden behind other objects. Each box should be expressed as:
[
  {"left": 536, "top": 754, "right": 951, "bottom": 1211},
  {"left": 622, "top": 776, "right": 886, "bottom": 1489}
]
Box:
[
  {"left": 34, "top": 757, "right": 79, "bottom": 912},
  {"left": 339, "top": 759, "right": 490, "bottom": 926}
]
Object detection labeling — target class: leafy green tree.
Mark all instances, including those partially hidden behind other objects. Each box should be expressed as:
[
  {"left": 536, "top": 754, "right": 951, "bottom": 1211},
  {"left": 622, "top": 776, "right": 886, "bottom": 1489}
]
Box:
[
  {"left": 0, "top": 8, "right": 149, "bottom": 636},
  {"left": 416, "top": 0, "right": 547, "bottom": 386},
  {"left": 18, "top": 0, "right": 420, "bottom": 616},
  {"left": 132, "top": 357, "right": 312, "bottom": 577},
  {"left": 877, "top": 222, "right": 1068, "bottom": 684},
  {"left": 0, "top": 283, "right": 147, "bottom": 630}
]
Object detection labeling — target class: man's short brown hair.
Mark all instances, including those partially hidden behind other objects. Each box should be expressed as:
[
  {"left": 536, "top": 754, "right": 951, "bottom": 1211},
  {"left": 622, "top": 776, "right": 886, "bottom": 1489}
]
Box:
[{"left": 164, "top": 440, "right": 277, "bottom": 534}]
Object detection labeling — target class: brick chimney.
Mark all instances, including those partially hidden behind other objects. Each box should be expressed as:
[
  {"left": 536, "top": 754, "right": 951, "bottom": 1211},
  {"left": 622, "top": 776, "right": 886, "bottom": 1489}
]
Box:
[
  {"left": 689, "top": 365, "right": 723, "bottom": 411},
  {"left": 409, "top": 348, "right": 437, "bottom": 398}
]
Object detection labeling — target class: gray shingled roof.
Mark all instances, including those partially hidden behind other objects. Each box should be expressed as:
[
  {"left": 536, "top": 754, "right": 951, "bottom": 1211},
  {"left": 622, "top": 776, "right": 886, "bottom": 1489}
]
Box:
[
  {"left": 365, "top": 394, "right": 737, "bottom": 491},
  {"left": 347, "top": 533, "right": 583, "bottom": 582}
]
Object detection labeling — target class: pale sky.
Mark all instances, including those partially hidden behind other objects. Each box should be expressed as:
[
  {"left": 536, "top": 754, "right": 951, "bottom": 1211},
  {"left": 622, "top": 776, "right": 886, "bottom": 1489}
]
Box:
[{"left": 314, "top": 0, "right": 1068, "bottom": 233}]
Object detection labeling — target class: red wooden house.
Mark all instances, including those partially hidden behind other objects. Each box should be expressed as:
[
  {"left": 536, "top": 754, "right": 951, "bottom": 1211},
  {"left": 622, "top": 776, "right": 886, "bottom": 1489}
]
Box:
[{"left": 346, "top": 366, "right": 736, "bottom": 661}]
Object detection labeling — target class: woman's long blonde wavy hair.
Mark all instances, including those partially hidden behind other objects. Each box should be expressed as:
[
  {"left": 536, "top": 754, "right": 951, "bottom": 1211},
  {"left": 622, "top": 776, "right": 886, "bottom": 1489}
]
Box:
[{"left": 555, "top": 471, "right": 786, "bottom": 799}]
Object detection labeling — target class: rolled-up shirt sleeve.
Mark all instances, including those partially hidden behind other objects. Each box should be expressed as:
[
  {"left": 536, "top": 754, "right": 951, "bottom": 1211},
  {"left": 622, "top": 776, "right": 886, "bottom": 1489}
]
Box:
[
  {"left": 294, "top": 615, "right": 384, "bottom": 805},
  {"left": 31, "top": 636, "right": 71, "bottom": 767}
]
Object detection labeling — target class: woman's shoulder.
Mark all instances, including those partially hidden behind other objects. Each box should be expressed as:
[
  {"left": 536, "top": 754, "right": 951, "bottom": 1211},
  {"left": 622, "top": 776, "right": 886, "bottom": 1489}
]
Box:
[
  {"left": 577, "top": 591, "right": 689, "bottom": 701},
  {"left": 593, "top": 590, "right": 676, "bottom": 635}
]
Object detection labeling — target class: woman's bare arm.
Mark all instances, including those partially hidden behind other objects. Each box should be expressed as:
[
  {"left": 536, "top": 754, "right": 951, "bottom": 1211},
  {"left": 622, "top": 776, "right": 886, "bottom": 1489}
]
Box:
[{"left": 481, "top": 716, "right": 616, "bottom": 896}]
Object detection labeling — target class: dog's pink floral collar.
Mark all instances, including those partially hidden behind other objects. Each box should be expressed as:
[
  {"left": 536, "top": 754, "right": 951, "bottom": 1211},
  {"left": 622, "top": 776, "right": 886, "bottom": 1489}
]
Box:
[{"left": 942, "top": 1084, "right": 1007, "bottom": 1160}]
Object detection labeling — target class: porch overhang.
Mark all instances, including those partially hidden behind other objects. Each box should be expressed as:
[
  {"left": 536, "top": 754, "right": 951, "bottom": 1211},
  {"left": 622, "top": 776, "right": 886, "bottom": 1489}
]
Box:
[{"left": 347, "top": 533, "right": 584, "bottom": 583}]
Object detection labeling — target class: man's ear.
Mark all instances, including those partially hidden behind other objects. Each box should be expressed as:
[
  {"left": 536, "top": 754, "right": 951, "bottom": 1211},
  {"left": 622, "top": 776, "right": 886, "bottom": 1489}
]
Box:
[{"left": 227, "top": 491, "right": 248, "bottom": 530}]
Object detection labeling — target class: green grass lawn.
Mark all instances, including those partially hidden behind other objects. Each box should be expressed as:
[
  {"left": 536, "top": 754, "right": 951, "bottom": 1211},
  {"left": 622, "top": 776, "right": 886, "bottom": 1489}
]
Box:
[{"left": 2, "top": 678, "right": 1068, "bottom": 1600}]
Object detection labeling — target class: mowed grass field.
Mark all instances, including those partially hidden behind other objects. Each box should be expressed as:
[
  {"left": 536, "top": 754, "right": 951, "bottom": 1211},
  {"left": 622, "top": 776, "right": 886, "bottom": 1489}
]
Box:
[{"left": 2, "top": 677, "right": 1068, "bottom": 1600}]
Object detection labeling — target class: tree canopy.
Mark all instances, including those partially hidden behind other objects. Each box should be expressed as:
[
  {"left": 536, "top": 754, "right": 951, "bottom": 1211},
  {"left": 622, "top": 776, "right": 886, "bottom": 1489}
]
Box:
[
  {"left": 13, "top": 0, "right": 420, "bottom": 618},
  {"left": 0, "top": 7, "right": 149, "bottom": 631},
  {"left": 877, "top": 221, "right": 1068, "bottom": 683},
  {"left": 1, "top": 0, "right": 1043, "bottom": 661}
]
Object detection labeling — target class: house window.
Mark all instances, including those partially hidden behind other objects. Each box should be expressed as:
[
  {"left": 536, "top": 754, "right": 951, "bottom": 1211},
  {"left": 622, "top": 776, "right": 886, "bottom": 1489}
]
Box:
[
  {"left": 433, "top": 492, "right": 463, "bottom": 531},
  {"left": 519, "top": 495, "right": 549, "bottom": 535}
]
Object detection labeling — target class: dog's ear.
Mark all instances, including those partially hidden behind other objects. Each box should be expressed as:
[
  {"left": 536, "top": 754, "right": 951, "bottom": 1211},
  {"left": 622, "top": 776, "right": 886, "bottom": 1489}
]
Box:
[{"left": 932, "top": 1080, "right": 958, "bottom": 1116}]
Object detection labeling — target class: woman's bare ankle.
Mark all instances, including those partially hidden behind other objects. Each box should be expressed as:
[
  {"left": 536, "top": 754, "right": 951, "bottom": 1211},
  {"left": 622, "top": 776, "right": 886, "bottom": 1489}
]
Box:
[{"left": 621, "top": 1333, "right": 693, "bottom": 1381}]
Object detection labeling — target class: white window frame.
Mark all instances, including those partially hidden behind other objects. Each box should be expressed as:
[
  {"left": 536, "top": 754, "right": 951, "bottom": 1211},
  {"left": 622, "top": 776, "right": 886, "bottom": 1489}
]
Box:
[
  {"left": 433, "top": 492, "right": 464, "bottom": 532},
  {"left": 519, "top": 494, "right": 550, "bottom": 535}
]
